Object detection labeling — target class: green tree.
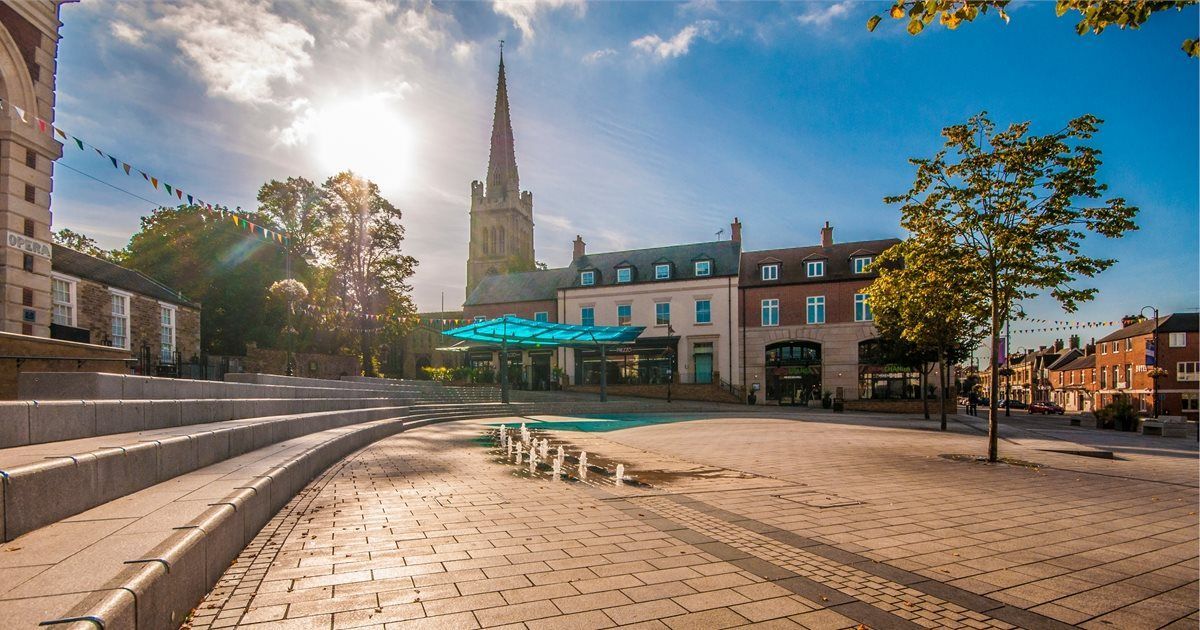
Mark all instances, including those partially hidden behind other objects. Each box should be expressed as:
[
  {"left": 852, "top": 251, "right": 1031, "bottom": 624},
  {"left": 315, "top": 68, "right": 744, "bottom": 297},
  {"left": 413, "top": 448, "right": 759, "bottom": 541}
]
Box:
[
  {"left": 315, "top": 172, "right": 418, "bottom": 376},
  {"left": 53, "top": 228, "right": 115, "bottom": 260},
  {"left": 867, "top": 237, "right": 987, "bottom": 430},
  {"left": 256, "top": 176, "right": 324, "bottom": 259},
  {"left": 120, "top": 204, "right": 290, "bottom": 356},
  {"left": 886, "top": 111, "right": 1137, "bottom": 461},
  {"left": 866, "top": 0, "right": 1198, "bottom": 57}
]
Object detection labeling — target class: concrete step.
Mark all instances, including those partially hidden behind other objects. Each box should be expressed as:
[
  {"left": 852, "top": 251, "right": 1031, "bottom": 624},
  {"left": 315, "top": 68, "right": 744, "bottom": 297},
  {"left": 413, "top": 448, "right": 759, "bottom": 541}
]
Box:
[
  {"left": 18, "top": 373, "right": 453, "bottom": 401},
  {"left": 0, "top": 397, "right": 412, "bottom": 449},
  {"left": 0, "top": 407, "right": 525, "bottom": 629}
]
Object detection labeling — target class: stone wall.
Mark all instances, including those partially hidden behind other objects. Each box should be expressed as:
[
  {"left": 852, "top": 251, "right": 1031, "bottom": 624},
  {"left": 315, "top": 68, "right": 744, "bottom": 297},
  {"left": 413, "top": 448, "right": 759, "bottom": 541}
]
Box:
[
  {"left": 0, "top": 2, "right": 64, "bottom": 337},
  {"left": 0, "top": 329, "right": 131, "bottom": 398},
  {"left": 242, "top": 343, "right": 360, "bottom": 379},
  {"left": 75, "top": 278, "right": 200, "bottom": 362}
]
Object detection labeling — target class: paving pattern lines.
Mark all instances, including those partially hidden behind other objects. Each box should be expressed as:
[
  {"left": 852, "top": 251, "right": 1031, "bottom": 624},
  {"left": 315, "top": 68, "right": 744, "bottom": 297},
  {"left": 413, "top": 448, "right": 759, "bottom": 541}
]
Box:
[
  {"left": 597, "top": 416, "right": 1199, "bottom": 628},
  {"left": 632, "top": 496, "right": 1013, "bottom": 630},
  {"left": 188, "top": 421, "right": 865, "bottom": 629}
]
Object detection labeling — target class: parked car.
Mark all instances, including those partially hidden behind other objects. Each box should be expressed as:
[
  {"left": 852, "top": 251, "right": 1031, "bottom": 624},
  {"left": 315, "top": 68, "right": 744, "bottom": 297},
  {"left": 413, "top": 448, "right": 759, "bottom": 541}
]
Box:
[
  {"left": 1000, "top": 399, "right": 1028, "bottom": 409},
  {"left": 1029, "top": 401, "right": 1065, "bottom": 415}
]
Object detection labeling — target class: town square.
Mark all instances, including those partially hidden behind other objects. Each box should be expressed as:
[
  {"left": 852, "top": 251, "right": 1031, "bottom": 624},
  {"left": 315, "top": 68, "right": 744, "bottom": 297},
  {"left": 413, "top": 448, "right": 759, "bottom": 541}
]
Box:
[{"left": 0, "top": 1, "right": 1195, "bottom": 629}]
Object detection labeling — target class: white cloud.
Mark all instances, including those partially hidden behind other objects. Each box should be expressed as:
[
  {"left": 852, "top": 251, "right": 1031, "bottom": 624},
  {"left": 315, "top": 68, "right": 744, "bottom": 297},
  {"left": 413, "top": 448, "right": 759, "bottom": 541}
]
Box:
[
  {"left": 796, "top": 1, "right": 854, "bottom": 28},
  {"left": 582, "top": 48, "right": 616, "bottom": 63},
  {"left": 491, "top": 0, "right": 586, "bottom": 42},
  {"left": 452, "top": 41, "right": 476, "bottom": 64},
  {"left": 631, "top": 20, "right": 716, "bottom": 60},
  {"left": 161, "top": 0, "right": 314, "bottom": 105},
  {"left": 109, "top": 21, "right": 147, "bottom": 47}
]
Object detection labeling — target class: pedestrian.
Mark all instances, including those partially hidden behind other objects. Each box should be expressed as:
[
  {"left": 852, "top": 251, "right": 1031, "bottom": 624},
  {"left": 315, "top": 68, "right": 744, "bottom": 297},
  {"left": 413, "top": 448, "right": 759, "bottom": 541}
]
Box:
[{"left": 967, "top": 390, "right": 978, "bottom": 416}]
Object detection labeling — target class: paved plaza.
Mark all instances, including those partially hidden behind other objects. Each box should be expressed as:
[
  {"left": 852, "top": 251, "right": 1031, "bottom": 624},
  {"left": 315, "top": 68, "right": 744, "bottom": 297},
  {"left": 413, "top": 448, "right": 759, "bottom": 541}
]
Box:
[{"left": 187, "top": 411, "right": 1199, "bottom": 630}]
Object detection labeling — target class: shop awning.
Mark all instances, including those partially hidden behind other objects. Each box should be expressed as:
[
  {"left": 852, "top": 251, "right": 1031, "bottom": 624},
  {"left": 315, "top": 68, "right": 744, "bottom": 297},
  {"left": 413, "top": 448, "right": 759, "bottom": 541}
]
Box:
[
  {"left": 441, "top": 315, "right": 646, "bottom": 403},
  {"left": 441, "top": 316, "right": 645, "bottom": 348}
]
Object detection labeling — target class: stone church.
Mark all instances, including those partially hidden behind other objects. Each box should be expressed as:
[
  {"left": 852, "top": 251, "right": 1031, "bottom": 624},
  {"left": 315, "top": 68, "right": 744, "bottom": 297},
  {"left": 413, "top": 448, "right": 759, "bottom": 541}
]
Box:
[
  {"left": 466, "top": 50, "right": 535, "bottom": 299},
  {"left": 387, "top": 52, "right": 533, "bottom": 377}
]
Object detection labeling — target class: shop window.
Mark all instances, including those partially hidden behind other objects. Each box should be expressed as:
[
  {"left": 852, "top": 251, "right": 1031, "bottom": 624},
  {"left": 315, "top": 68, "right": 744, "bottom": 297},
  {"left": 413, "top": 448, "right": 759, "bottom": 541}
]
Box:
[{"left": 858, "top": 338, "right": 921, "bottom": 400}]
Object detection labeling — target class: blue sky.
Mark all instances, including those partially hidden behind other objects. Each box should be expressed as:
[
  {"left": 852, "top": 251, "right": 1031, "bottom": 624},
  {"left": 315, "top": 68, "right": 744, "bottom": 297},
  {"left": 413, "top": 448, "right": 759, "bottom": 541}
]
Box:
[{"left": 50, "top": 1, "right": 1197, "bottom": 351}]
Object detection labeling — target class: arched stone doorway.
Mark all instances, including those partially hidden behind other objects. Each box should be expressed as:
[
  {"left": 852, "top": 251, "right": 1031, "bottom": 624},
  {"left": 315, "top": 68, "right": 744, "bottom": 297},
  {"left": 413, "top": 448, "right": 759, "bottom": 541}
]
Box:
[{"left": 765, "top": 340, "right": 821, "bottom": 405}]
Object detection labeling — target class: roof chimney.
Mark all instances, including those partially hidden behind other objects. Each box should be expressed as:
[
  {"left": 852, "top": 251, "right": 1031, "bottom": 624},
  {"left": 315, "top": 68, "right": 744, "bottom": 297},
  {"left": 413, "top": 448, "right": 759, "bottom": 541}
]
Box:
[
  {"left": 572, "top": 235, "right": 586, "bottom": 261},
  {"left": 820, "top": 221, "right": 833, "bottom": 248},
  {"left": 730, "top": 217, "right": 742, "bottom": 243}
]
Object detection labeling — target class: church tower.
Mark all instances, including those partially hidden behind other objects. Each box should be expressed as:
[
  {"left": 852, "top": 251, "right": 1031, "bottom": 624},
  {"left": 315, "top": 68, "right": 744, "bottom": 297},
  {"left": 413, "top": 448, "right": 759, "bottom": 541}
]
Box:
[{"left": 466, "top": 50, "right": 535, "bottom": 300}]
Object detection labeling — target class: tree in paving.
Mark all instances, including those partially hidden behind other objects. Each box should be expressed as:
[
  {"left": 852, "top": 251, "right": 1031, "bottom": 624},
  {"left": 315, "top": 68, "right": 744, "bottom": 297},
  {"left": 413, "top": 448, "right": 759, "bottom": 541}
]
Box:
[
  {"left": 867, "top": 0, "right": 1198, "bottom": 57},
  {"left": 885, "top": 111, "right": 1137, "bottom": 461},
  {"left": 867, "top": 235, "right": 986, "bottom": 430},
  {"left": 315, "top": 172, "right": 418, "bottom": 376}
]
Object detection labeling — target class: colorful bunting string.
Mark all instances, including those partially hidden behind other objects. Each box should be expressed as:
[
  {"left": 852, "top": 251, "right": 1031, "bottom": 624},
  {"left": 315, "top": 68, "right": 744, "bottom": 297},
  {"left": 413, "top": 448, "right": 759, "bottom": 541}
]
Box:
[
  {"left": 1009, "top": 320, "right": 1120, "bottom": 334},
  {"left": 0, "top": 97, "right": 289, "bottom": 247}
]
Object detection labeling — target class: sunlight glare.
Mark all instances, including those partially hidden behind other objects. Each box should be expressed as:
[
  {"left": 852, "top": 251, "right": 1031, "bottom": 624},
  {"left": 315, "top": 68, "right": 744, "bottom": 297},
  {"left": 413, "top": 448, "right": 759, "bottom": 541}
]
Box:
[{"left": 311, "top": 95, "right": 413, "bottom": 190}]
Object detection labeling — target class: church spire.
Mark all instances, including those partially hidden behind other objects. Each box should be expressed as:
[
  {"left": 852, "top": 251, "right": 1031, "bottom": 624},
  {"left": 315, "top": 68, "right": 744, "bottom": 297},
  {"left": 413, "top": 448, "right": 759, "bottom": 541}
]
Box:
[{"left": 485, "top": 44, "right": 519, "bottom": 201}]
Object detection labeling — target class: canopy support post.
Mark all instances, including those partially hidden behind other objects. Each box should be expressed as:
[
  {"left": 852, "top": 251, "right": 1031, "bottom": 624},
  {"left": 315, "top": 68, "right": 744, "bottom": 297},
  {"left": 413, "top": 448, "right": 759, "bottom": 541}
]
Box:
[
  {"left": 501, "top": 337, "right": 510, "bottom": 404},
  {"left": 599, "top": 344, "right": 607, "bottom": 403}
]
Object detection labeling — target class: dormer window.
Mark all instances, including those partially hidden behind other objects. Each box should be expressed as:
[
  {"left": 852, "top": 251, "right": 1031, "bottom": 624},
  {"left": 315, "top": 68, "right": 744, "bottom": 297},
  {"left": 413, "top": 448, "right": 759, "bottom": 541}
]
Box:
[
  {"left": 853, "top": 256, "right": 873, "bottom": 274},
  {"left": 655, "top": 264, "right": 671, "bottom": 280},
  {"left": 581, "top": 270, "right": 595, "bottom": 286},
  {"left": 806, "top": 260, "right": 825, "bottom": 278},
  {"left": 616, "top": 267, "right": 632, "bottom": 283},
  {"left": 761, "top": 264, "right": 779, "bottom": 281},
  {"left": 694, "top": 260, "right": 712, "bottom": 277}
]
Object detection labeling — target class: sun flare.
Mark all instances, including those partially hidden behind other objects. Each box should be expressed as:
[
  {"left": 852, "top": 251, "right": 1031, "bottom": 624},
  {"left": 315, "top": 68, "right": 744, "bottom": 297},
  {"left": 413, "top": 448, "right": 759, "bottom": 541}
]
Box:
[{"left": 310, "top": 95, "right": 413, "bottom": 190}]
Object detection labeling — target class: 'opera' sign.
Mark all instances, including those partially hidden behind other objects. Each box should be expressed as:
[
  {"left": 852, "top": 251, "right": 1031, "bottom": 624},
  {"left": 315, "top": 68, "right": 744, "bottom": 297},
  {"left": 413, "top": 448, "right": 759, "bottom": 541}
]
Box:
[{"left": 5, "top": 231, "right": 53, "bottom": 259}]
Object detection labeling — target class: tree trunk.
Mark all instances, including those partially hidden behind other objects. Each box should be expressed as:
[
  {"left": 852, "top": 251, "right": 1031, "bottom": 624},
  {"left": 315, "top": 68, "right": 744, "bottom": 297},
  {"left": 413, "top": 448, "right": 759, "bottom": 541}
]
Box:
[
  {"left": 987, "top": 269, "right": 1000, "bottom": 462},
  {"left": 938, "top": 349, "right": 947, "bottom": 431}
]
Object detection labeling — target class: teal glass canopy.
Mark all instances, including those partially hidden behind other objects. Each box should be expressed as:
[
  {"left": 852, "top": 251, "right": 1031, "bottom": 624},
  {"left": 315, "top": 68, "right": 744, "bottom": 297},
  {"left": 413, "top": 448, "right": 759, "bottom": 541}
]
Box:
[{"left": 441, "top": 315, "right": 645, "bottom": 348}]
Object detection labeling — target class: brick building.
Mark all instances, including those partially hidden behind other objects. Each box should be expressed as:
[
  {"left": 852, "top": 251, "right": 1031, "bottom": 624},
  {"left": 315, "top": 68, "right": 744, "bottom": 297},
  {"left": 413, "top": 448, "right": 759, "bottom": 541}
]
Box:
[
  {"left": 739, "top": 224, "right": 903, "bottom": 404},
  {"left": 1094, "top": 313, "right": 1198, "bottom": 418},
  {"left": 49, "top": 244, "right": 200, "bottom": 371},
  {"left": 1048, "top": 347, "right": 1097, "bottom": 412}
]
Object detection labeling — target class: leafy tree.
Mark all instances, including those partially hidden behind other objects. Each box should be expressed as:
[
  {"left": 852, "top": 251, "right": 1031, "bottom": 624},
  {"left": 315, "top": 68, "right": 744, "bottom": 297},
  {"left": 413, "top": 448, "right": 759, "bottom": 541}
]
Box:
[
  {"left": 886, "top": 111, "right": 1137, "bottom": 460},
  {"left": 315, "top": 172, "right": 418, "bottom": 376},
  {"left": 866, "top": 0, "right": 1198, "bottom": 57},
  {"left": 256, "top": 176, "right": 324, "bottom": 259},
  {"left": 120, "top": 205, "right": 290, "bottom": 356},
  {"left": 53, "top": 228, "right": 115, "bottom": 260},
  {"left": 868, "top": 236, "right": 987, "bottom": 430}
]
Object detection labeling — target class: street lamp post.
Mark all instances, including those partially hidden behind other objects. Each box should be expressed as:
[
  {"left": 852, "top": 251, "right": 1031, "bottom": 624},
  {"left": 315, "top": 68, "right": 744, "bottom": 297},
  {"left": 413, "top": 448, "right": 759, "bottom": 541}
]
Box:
[
  {"left": 1140, "top": 305, "right": 1159, "bottom": 418},
  {"left": 665, "top": 324, "right": 676, "bottom": 403}
]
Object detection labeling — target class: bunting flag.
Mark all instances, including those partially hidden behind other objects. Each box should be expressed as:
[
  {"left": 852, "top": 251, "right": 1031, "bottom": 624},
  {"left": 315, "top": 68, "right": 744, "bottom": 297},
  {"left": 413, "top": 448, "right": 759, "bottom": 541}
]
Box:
[
  {"left": 0, "top": 95, "right": 289, "bottom": 248},
  {"left": 1009, "top": 320, "right": 1120, "bottom": 334}
]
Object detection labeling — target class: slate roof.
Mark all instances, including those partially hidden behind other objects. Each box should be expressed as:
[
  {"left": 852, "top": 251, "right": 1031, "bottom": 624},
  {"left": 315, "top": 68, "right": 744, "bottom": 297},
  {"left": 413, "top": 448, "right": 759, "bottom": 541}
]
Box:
[
  {"left": 1046, "top": 348, "right": 1083, "bottom": 371},
  {"left": 466, "top": 240, "right": 740, "bottom": 306},
  {"left": 52, "top": 244, "right": 200, "bottom": 308},
  {"left": 1056, "top": 353, "right": 1095, "bottom": 372},
  {"left": 570, "top": 240, "right": 740, "bottom": 287},
  {"left": 1095, "top": 313, "right": 1198, "bottom": 343},
  {"left": 739, "top": 238, "right": 900, "bottom": 287},
  {"left": 465, "top": 267, "right": 575, "bottom": 305}
]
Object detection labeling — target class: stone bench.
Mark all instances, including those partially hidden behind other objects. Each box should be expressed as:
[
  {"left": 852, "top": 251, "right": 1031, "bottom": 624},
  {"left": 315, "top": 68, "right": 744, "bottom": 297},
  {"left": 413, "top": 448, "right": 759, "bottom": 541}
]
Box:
[{"left": 1141, "top": 417, "right": 1189, "bottom": 438}]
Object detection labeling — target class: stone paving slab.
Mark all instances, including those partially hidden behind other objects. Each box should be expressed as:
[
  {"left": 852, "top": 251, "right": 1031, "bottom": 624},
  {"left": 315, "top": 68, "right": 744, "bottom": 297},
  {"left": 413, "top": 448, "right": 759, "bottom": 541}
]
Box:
[{"left": 190, "top": 413, "right": 1198, "bottom": 629}]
